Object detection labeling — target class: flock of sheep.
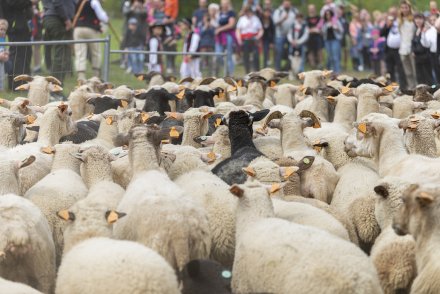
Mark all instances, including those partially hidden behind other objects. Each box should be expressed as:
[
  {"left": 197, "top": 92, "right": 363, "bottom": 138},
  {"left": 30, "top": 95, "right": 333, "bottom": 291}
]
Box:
[{"left": 0, "top": 68, "right": 440, "bottom": 293}]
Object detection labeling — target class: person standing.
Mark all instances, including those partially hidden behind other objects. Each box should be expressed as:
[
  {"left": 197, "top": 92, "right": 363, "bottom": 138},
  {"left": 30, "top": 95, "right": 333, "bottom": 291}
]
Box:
[
  {"left": 288, "top": 13, "right": 309, "bottom": 75},
  {"left": 381, "top": 6, "right": 407, "bottom": 89},
  {"left": 215, "top": 0, "right": 236, "bottom": 76},
  {"left": 398, "top": 0, "right": 416, "bottom": 89},
  {"left": 0, "top": 19, "right": 9, "bottom": 91},
  {"left": 73, "top": 0, "right": 109, "bottom": 81},
  {"left": 192, "top": 0, "right": 208, "bottom": 31},
  {"left": 427, "top": 13, "right": 439, "bottom": 83},
  {"left": 412, "top": 13, "right": 433, "bottom": 85},
  {"left": 179, "top": 18, "right": 201, "bottom": 79},
  {"left": 261, "top": 8, "right": 274, "bottom": 68},
  {"left": 306, "top": 4, "right": 323, "bottom": 69},
  {"left": 121, "top": 17, "right": 146, "bottom": 74},
  {"left": 322, "top": 9, "right": 343, "bottom": 74},
  {"left": 1, "top": 0, "right": 33, "bottom": 91},
  {"left": 236, "top": 5, "right": 263, "bottom": 73},
  {"left": 148, "top": 23, "right": 164, "bottom": 72},
  {"left": 272, "top": 0, "right": 296, "bottom": 71},
  {"left": 369, "top": 29, "right": 385, "bottom": 76},
  {"left": 42, "top": 0, "right": 76, "bottom": 83}
]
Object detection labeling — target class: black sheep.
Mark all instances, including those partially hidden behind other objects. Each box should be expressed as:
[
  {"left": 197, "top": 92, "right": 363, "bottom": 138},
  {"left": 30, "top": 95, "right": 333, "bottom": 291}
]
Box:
[
  {"left": 184, "top": 87, "right": 224, "bottom": 108},
  {"left": 60, "top": 120, "right": 99, "bottom": 143},
  {"left": 135, "top": 88, "right": 178, "bottom": 115},
  {"left": 181, "top": 259, "right": 231, "bottom": 294},
  {"left": 87, "top": 96, "right": 127, "bottom": 114},
  {"left": 212, "top": 109, "right": 269, "bottom": 185}
]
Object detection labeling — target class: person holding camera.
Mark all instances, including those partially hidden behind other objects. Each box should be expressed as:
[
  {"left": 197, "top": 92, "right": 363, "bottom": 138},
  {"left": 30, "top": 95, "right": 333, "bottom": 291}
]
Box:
[{"left": 272, "top": 0, "right": 296, "bottom": 71}]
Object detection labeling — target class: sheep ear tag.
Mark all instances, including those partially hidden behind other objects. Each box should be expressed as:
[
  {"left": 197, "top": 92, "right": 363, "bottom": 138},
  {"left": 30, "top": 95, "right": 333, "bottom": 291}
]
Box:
[
  {"left": 169, "top": 127, "right": 180, "bottom": 138},
  {"left": 26, "top": 115, "right": 36, "bottom": 125},
  {"left": 230, "top": 185, "right": 244, "bottom": 198},
  {"left": 137, "top": 75, "right": 145, "bottom": 81},
  {"left": 341, "top": 87, "right": 350, "bottom": 94},
  {"left": 432, "top": 112, "right": 440, "bottom": 119},
  {"left": 228, "top": 86, "right": 237, "bottom": 92},
  {"left": 0, "top": 98, "right": 4, "bottom": 104},
  {"left": 269, "top": 80, "right": 277, "bottom": 88},
  {"left": 41, "top": 146, "right": 55, "bottom": 154},
  {"left": 237, "top": 80, "right": 243, "bottom": 87},
  {"left": 218, "top": 91, "right": 225, "bottom": 99},
  {"left": 243, "top": 166, "right": 256, "bottom": 177},
  {"left": 215, "top": 118, "right": 222, "bottom": 128},
  {"left": 141, "top": 112, "right": 150, "bottom": 123},
  {"left": 283, "top": 167, "right": 297, "bottom": 179},
  {"left": 105, "top": 210, "right": 127, "bottom": 224},
  {"left": 120, "top": 100, "right": 129, "bottom": 108},
  {"left": 384, "top": 85, "right": 395, "bottom": 92},
  {"left": 358, "top": 123, "right": 367, "bottom": 134},
  {"left": 176, "top": 89, "right": 185, "bottom": 100},
  {"left": 106, "top": 116, "right": 113, "bottom": 125},
  {"left": 57, "top": 210, "right": 74, "bottom": 221},
  {"left": 270, "top": 183, "right": 281, "bottom": 194},
  {"left": 207, "top": 151, "right": 217, "bottom": 162}
]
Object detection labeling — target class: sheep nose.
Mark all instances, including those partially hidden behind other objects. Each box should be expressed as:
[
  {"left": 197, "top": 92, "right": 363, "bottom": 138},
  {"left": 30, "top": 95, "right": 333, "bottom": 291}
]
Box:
[{"left": 392, "top": 224, "right": 407, "bottom": 236}]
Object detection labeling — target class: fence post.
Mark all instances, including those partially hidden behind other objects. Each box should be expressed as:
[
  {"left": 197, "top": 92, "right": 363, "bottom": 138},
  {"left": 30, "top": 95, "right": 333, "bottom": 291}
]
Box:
[
  {"left": 102, "top": 35, "right": 111, "bottom": 82},
  {"left": 223, "top": 52, "right": 228, "bottom": 77}
]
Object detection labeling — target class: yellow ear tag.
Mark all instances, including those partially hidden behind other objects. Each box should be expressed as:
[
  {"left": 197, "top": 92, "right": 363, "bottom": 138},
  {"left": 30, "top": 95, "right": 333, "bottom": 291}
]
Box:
[
  {"left": 176, "top": 89, "right": 185, "bottom": 100},
  {"left": 408, "top": 123, "right": 418, "bottom": 130},
  {"left": 431, "top": 112, "right": 440, "bottom": 119},
  {"left": 168, "top": 112, "right": 178, "bottom": 119},
  {"left": 358, "top": 123, "right": 367, "bottom": 134},
  {"left": 141, "top": 112, "right": 150, "bottom": 123},
  {"left": 215, "top": 118, "right": 222, "bottom": 128},
  {"left": 218, "top": 91, "right": 225, "bottom": 99},
  {"left": 409, "top": 117, "right": 420, "bottom": 123},
  {"left": 270, "top": 183, "right": 281, "bottom": 194},
  {"left": 120, "top": 100, "right": 128, "bottom": 108},
  {"left": 137, "top": 75, "right": 144, "bottom": 81},
  {"left": 228, "top": 86, "right": 237, "bottom": 92},
  {"left": 270, "top": 80, "right": 277, "bottom": 88},
  {"left": 313, "top": 121, "right": 321, "bottom": 129},
  {"left": 161, "top": 139, "right": 170, "bottom": 144},
  {"left": 385, "top": 85, "right": 394, "bottom": 92},
  {"left": 106, "top": 211, "right": 119, "bottom": 224},
  {"left": 169, "top": 127, "right": 180, "bottom": 138},
  {"left": 207, "top": 151, "right": 217, "bottom": 163},
  {"left": 303, "top": 157, "right": 311, "bottom": 165},
  {"left": 106, "top": 116, "right": 113, "bottom": 125},
  {"left": 237, "top": 80, "right": 243, "bottom": 87},
  {"left": 244, "top": 167, "right": 256, "bottom": 177},
  {"left": 26, "top": 115, "right": 36, "bottom": 124},
  {"left": 57, "top": 210, "right": 70, "bottom": 221},
  {"left": 314, "top": 146, "right": 322, "bottom": 152},
  {"left": 41, "top": 146, "right": 55, "bottom": 154},
  {"left": 284, "top": 167, "right": 295, "bottom": 179},
  {"left": 301, "top": 86, "right": 308, "bottom": 94},
  {"left": 327, "top": 96, "right": 336, "bottom": 102},
  {"left": 341, "top": 87, "right": 350, "bottom": 94}
]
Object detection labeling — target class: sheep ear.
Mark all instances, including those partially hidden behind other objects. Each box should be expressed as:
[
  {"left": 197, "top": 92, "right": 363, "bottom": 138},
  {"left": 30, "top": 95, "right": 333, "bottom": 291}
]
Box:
[
  {"left": 200, "top": 152, "right": 221, "bottom": 163},
  {"left": 416, "top": 192, "right": 434, "bottom": 208},
  {"left": 58, "top": 103, "right": 68, "bottom": 114},
  {"left": 49, "top": 83, "right": 63, "bottom": 92},
  {"left": 113, "top": 133, "right": 130, "bottom": 147},
  {"left": 264, "top": 183, "right": 286, "bottom": 195},
  {"left": 312, "top": 140, "right": 329, "bottom": 152},
  {"left": 298, "top": 72, "right": 305, "bottom": 80},
  {"left": 279, "top": 166, "right": 299, "bottom": 179},
  {"left": 176, "top": 89, "right": 186, "bottom": 100},
  {"left": 87, "top": 97, "right": 97, "bottom": 106},
  {"left": 120, "top": 100, "right": 129, "bottom": 108},
  {"left": 202, "top": 112, "right": 213, "bottom": 120},
  {"left": 70, "top": 152, "right": 84, "bottom": 162},
  {"left": 374, "top": 185, "right": 389, "bottom": 198},
  {"left": 15, "top": 83, "right": 30, "bottom": 91},
  {"left": 296, "top": 156, "right": 315, "bottom": 172},
  {"left": 57, "top": 210, "right": 75, "bottom": 221},
  {"left": 105, "top": 210, "right": 127, "bottom": 224},
  {"left": 186, "top": 260, "right": 200, "bottom": 278},
  {"left": 18, "top": 155, "right": 36, "bottom": 169},
  {"left": 267, "top": 79, "right": 279, "bottom": 88},
  {"left": 230, "top": 185, "right": 244, "bottom": 198},
  {"left": 26, "top": 125, "right": 40, "bottom": 132},
  {"left": 249, "top": 109, "right": 270, "bottom": 122}
]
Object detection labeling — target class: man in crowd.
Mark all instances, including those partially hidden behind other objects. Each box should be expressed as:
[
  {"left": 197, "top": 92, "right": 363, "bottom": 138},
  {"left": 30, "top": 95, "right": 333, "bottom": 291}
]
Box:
[
  {"left": 42, "top": 0, "right": 76, "bottom": 83},
  {"left": 1, "top": 0, "right": 33, "bottom": 90},
  {"left": 192, "top": 0, "right": 208, "bottom": 30},
  {"left": 272, "top": 0, "right": 296, "bottom": 71}
]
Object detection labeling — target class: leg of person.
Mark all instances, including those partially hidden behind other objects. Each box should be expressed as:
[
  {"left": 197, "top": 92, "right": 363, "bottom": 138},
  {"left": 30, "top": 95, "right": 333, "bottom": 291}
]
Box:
[
  {"left": 215, "top": 42, "right": 224, "bottom": 77},
  {"left": 226, "top": 34, "right": 235, "bottom": 76},
  {"left": 420, "top": 56, "right": 433, "bottom": 85},
  {"left": 392, "top": 49, "right": 407, "bottom": 89},
  {"left": 401, "top": 54, "right": 416, "bottom": 89},
  {"left": 430, "top": 52, "right": 440, "bottom": 84},
  {"left": 136, "top": 50, "right": 145, "bottom": 75},
  {"left": 7, "top": 31, "right": 32, "bottom": 90},
  {"left": 263, "top": 40, "right": 269, "bottom": 68},
  {"left": 324, "top": 40, "right": 332, "bottom": 70},
  {"left": 242, "top": 40, "right": 251, "bottom": 73},
  {"left": 385, "top": 49, "right": 396, "bottom": 81},
  {"left": 73, "top": 27, "right": 88, "bottom": 81},
  {"left": 253, "top": 40, "right": 260, "bottom": 72},
  {"left": 299, "top": 47, "right": 307, "bottom": 73},
  {"left": 0, "top": 64, "right": 4, "bottom": 91},
  {"left": 43, "top": 16, "right": 68, "bottom": 82},
  {"left": 274, "top": 36, "right": 284, "bottom": 71},
  {"left": 88, "top": 28, "right": 102, "bottom": 78},
  {"left": 333, "top": 40, "right": 341, "bottom": 74}
]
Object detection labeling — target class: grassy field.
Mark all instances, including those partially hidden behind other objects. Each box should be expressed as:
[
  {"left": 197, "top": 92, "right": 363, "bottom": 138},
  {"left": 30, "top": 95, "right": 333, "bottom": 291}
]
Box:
[{"left": 1, "top": 7, "right": 377, "bottom": 101}]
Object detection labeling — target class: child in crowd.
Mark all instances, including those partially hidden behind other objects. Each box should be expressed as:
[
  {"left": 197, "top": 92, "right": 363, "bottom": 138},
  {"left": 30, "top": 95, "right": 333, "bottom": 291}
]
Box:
[
  {"left": 179, "top": 18, "right": 201, "bottom": 79},
  {"left": 121, "top": 17, "right": 146, "bottom": 74},
  {"left": 369, "top": 29, "right": 385, "bottom": 76},
  {"left": 199, "top": 13, "right": 216, "bottom": 75},
  {"left": 0, "top": 19, "right": 9, "bottom": 91},
  {"left": 148, "top": 23, "right": 164, "bottom": 72},
  {"left": 288, "top": 13, "right": 309, "bottom": 76}
]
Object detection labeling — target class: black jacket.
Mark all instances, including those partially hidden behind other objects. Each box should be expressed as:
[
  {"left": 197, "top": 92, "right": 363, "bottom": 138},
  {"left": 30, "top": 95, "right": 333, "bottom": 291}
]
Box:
[
  {"left": 122, "top": 27, "right": 146, "bottom": 48},
  {"left": 2, "top": 0, "right": 33, "bottom": 34}
]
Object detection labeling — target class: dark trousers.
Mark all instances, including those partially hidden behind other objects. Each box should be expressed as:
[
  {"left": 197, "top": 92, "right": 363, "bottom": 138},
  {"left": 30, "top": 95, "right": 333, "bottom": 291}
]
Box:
[
  {"left": 163, "top": 43, "right": 176, "bottom": 73},
  {"left": 385, "top": 47, "right": 407, "bottom": 90},
  {"left": 430, "top": 52, "right": 440, "bottom": 84},
  {"left": 372, "top": 59, "right": 381, "bottom": 76},
  {"left": 242, "top": 39, "right": 260, "bottom": 73},
  {"left": 7, "top": 31, "right": 32, "bottom": 90},
  {"left": 415, "top": 54, "right": 434, "bottom": 85},
  {"left": 43, "top": 16, "right": 72, "bottom": 82},
  {"left": 262, "top": 39, "right": 271, "bottom": 68}
]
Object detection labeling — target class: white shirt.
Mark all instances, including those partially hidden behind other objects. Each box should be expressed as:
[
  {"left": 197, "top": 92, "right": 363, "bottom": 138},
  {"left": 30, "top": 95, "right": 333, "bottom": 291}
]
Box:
[
  {"left": 236, "top": 15, "right": 262, "bottom": 35},
  {"left": 386, "top": 21, "right": 401, "bottom": 49},
  {"left": 399, "top": 19, "right": 415, "bottom": 55},
  {"left": 422, "top": 25, "right": 437, "bottom": 53},
  {"left": 149, "top": 37, "right": 159, "bottom": 65},
  {"left": 91, "top": 0, "right": 109, "bottom": 23}
]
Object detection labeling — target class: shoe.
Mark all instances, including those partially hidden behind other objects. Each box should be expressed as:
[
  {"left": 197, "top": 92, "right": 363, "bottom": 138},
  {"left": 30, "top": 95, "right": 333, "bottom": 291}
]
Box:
[{"left": 126, "top": 67, "right": 132, "bottom": 74}]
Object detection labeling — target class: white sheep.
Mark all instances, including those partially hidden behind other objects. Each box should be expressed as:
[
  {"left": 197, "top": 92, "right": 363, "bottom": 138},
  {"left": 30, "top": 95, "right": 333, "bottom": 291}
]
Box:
[
  {"left": 230, "top": 182, "right": 382, "bottom": 294},
  {"left": 14, "top": 75, "right": 63, "bottom": 106},
  {"left": 392, "top": 95, "right": 425, "bottom": 119},
  {"left": 55, "top": 238, "right": 180, "bottom": 294},
  {"left": 370, "top": 177, "right": 416, "bottom": 294},
  {"left": 398, "top": 114, "right": 438, "bottom": 158},
  {"left": 80, "top": 109, "right": 119, "bottom": 151},
  {"left": 0, "top": 194, "right": 56, "bottom": 293},
  {"left": 24, "top": 143, "right": 88, "bottom": 266},
  {"left": 0, "top": 277, "right": 43, "bottom": 294},
  {"left": 0, "top": 156, "right": 35, "bottom": 196},
  {"left": 113, "top": 125, "right": 211, "bottom": 272},
  {"left": 68, "top": 84, "right": 100, "bottom": 121},
  {"left": 0, "top": 112, "right": 27, "bottom": 148}
]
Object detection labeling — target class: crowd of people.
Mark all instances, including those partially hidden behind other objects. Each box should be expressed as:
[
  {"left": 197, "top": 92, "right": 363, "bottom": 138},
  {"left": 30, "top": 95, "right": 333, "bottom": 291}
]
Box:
[{"left": 1, "top": 0, "right": 440, "bottom": 91}]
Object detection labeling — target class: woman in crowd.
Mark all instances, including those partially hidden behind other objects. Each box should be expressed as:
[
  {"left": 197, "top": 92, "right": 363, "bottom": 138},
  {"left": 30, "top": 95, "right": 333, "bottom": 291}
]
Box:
[
  {"left": 398, "top": 0, "right": 416, "bottom": 89},
  {"left": 215, "top": 0, "right": 236, "bottom": 76},
  {"left": 322, "top": 9, "right": 343, "bottom": 73},
  {"left": 412, "top": 13, "right": 433, "bottom": 85},
  {"left": 349, "top": 9, "right": 363, "bottom": 71},
  {"left": 262, "top": 7, "right": 275, "bottom": 68},
  {"left": 288, "top": 12, "right": 309, "bottom": 75},
  {"left": 307, "top": 4, "right": 323, "bottom": 69},
  {"left": 359, "top": 9, "right": 373, "bottom": 71}
]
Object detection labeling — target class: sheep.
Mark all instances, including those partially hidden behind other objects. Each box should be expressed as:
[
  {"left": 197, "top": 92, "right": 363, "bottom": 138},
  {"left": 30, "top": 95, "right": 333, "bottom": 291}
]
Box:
[
  {"left": 6, "top": 103, "right": 77, "bottom": 195},
  {"left": 14, "top": 75, "right": 63, "bottom": 106},
  {"left": 392, "top": 95, "right": 425, "bottom": 119},
  {"left": 230, "top": 182, "right": 382, "bottom": 294},
  {"left": 0, "top": 156, "right": 36, "bottom": 196},
  {"left": 67, "top": 84, "right": 101, "bottom": 121},
  {"left": 345, "top": 113, "right": 440, "bottom": 185},
  {"left": 271, "top": 84, "right": 300, "bottom": 108},
  {"left": 392, "top": 184, "right": 440, "bottom": 294},
  {"left": 86, "top": 95, "right": 130, "bottom": 114},
  {"left": 398, "top": 114, "right": 438, "bottom": 157},
  {"left": 181, "top": 259, "right": 232, "bottom": 294},
  {"left": 135, "top": 86, "right": 179, "bottom": 115},
  {"left": 184, "top": 87, "right": 224, "bottom": 108},
  {"left": 240, "top": 77, "right": 270, "bottom": 109},
  {"left": 211, "top": 109, "right": 270, "bottom": 185},
  {"left": 0, "top": 112, "right": 27, "bottom": 148},
  {"left": 24, "top": 143, "right": 88, "bottom": 266},
  {"left": 171, "top": 147, "right": 237, "bottom": 267},
  {"left": 266, "top": 110, "right": 339, "bottom": 203},
  {"left": 194, "top": 125, "right": 231, "bottom": 167},
  {"left": 80, "top": 110, "right": 119, "bottom": 150},
  {"left": 0, "top": 194, "right": 56, "bottom": 293},
  {"left": 112, "top": 125, "right": 211, "bottom": 273},
  {"left": 55, "top": 237, "right": 180, "bottom": 294},
  {"left": 370, "top": 177, "right": 416, "bottom": 294},
  {"left": 0, "top": 277, "right": 44, "bottom": 294},
  {"left": 60, "top": 120, "right": 99, "bottom": 144},
  {"left": 103, "top": 85, "right": 135, "bottom": 107},
  {"left": 169, "top": 108, "right": 211, "bottom": 148}
]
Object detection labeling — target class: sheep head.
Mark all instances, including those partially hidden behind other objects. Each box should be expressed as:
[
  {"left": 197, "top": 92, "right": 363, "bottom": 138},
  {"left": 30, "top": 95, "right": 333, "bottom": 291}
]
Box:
[
  {"left": 392, "top": 184, "right": 440, "bottom": 240},
  {"left": 297, "top": 70, "right": 331, "bottom": 90},
  {"left": 0, "top": 155, "right": 35, "bottom": 195}
]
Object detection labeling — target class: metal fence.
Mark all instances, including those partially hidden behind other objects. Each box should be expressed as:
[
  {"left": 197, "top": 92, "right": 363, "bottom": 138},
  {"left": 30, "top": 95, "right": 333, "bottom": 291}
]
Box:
[{"left": 1, "top": 36, "right": 228, "bottom": 85}]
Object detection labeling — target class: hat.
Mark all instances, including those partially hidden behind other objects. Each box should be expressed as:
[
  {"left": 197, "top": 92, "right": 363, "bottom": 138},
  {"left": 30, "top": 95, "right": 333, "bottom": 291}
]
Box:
[
  {"left": 178, "top": 17, "right": 192, "bottom": 27},
  {"left": 128, "top": 18, "right": 138, "bottom": 25},
  {"left": 150, "top": 22, "right": 165, "bottom": 30}
]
